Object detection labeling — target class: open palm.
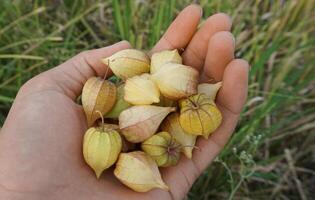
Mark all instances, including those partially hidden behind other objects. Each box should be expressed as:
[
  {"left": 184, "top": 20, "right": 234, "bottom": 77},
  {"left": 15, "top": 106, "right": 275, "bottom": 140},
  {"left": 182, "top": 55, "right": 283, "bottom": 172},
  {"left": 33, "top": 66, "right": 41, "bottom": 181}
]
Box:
[{"left": 0, "top": 5, "right": 248, "bottom": 200}]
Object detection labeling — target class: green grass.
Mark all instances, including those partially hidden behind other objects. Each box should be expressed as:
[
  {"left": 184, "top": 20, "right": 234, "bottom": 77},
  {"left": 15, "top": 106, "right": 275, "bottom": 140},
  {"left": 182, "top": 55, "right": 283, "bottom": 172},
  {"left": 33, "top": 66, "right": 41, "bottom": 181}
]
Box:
[{"left": 1, "top": 0, "right": 315, "bottom": 199}]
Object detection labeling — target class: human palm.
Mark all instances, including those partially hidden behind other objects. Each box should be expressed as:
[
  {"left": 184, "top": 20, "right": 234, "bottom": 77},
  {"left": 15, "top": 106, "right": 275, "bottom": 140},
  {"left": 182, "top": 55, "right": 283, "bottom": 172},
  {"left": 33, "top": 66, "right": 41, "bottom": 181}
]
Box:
[{"left": 0, "top": 5, "right": 248, "bottom": 200}]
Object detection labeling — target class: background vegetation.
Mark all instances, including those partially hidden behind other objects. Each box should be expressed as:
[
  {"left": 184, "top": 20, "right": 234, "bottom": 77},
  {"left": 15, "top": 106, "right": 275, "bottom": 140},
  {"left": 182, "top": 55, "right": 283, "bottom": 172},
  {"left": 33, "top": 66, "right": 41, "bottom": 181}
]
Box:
[{"left": 0, "top": 0, "right": 314, "bottom": 199}]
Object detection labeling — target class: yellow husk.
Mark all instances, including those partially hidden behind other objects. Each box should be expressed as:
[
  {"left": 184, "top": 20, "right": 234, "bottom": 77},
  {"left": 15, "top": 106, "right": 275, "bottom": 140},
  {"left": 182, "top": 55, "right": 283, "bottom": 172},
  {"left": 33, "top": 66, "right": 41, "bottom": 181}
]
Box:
[
  {"left": 150, "top": 49, "right": 182, "bottom": 74},
  {"left": 119, "top": 105, "right": 175, "bottom": 143},
  {"left": 161, "top": 113, "right": 196, "bottom": 159},
  {"left": 114, "top": 151, "right": 169, "bottom": 192},
  {"left": 83, "top": 127, "right": 122, "bottom": 178},
  {"left": 141, "top": 132, "right": 181, "bottom": 167},
  {"left": 82, "top": 77, "right": 116, "bottom": 126},
  {"left": 101, "top": 49, "right": 150, "bottom": 80},
  {"left": 179, "top": 93, "right": 222, "bottom": 138},
  {"left": 124, "top": 73, "right": 160, "bottom": 105},
  {"left": 151, "top": 63, "right": 199, "bottom": 100},
  {"left": 197, "top": 82, "right": 222, "bottom": 101}
]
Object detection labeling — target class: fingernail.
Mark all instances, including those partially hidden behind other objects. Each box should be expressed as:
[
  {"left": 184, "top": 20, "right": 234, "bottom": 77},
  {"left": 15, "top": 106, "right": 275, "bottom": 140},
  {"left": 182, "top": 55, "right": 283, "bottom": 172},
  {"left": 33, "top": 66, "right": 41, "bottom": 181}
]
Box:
[{"left": 190, "top": 4, "right": 203, "bottom": 18}]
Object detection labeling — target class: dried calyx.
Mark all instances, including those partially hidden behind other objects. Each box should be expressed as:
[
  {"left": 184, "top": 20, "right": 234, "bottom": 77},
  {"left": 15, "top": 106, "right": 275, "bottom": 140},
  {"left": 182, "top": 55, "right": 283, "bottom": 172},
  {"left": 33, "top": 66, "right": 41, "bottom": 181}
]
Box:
[
  {"left": 197, "top": 82, "right": 222, "bottom": 101},
  {"left": 151, "top": 63, "right": 199, "bottom": 100},
  {"left": 150, "top": 49, "right": 182, "bottom": 74},
  {"left": 179, "top": 93, "right": 222, "bottom": 138},
  {"left": 119, "top": 105, "right": 176, "bottom": 143},
  {"left": 141, "top": 132, "right": 181, "bottom": 167},
  {"left": 82, "top": 77, "right": 116, "bottom": 126},
  {"left": 114, "top": 151, "right": 169, "bottom": 192},
  {"left": 101, "top": 49, "right": 150, "bottom": 80},
  {"left": 97, "top": 120, "right": 135, "bottom": 153},
  {"left": 161, "top": 113, "right": 197, "bottom": 159},
  {"left": 124, "top": 73, "right": 160, "bottom": 105},
  {"left": 83, "top": 111, "right": 122, "bottom": 178}
]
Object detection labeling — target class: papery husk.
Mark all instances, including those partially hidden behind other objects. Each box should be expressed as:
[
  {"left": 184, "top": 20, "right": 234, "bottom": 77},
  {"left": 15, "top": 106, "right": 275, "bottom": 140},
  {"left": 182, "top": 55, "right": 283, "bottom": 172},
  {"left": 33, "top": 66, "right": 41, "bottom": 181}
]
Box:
[
  {"left": 141, "top": 132, "right": 181, "bottom": 167},
  {"left": 161, "top": 113, "right": 196, "bottom": 159},
  {"left": 82, "top": 77, "right": 116, "bottom": 127},
  {"left": 151, "top": 63, "right": 199, "bottom": 100},
  {"left": 150, "top": 49, "right": 182, "bottom": 74},
  {"left": 197, "top": 82, "right": 222, "bottom": 101},
  {"left": 101, "top": 49, "right": 150, "bottom": 80},
  {"left": 114, "top": 151, "right": 169, "bottom": 192},
  {"left": 106, "top": 84, "right": 131, "bottom": 119},
  {"left": 96, "top": 122, "right": 135, "bottom": 152},
  {"left": 124, "top": 73, "right": 160, "bottom": 105},
  {"left": 83, "top": 127, "right": 122, "bottom": 178},
  {"left": 119, "top": 105, "right": 175, "bottom": 143},
  {"left": 179, "top": 93, "right": 222, "bottom": 138}
]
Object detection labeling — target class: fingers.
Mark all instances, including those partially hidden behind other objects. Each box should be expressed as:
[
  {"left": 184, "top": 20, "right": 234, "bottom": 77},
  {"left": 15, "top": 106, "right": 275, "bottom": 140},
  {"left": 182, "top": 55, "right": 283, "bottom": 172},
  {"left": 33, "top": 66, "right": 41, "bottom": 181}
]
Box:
[
  {"left": 201, "top": 31, "right": 235, "bottom": 82},
  {"left": 150, "top": 4, "right": 202, "bottom": 55},
  {"left": 216, "top": 59, "right": 249, "bottom": 114},
  {"left": 182, "top": 13, "right": 232, "bottom": 71},
  {"left": 193, "top": 59, "right": 249, "bottom": 171},
  {"left": 161, "top": 59, "right": 249, "bottom": 199},
  {"left": 42, "top": 41, "right": 131, "bottom": 100}
]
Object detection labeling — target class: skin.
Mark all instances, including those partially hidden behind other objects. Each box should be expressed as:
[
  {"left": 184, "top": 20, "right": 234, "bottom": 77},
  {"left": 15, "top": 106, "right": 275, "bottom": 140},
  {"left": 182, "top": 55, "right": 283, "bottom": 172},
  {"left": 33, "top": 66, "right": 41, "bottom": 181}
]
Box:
[{"left": 0, "top": 4, "right": 249, "bottom": 200}]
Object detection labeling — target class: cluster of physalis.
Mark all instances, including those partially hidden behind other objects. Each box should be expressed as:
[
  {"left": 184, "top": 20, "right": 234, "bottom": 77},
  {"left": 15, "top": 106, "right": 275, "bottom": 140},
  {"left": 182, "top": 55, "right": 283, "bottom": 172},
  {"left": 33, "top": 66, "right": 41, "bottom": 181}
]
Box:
[{"left": 81, "top": 49, "right": 222, "bottom": 192}]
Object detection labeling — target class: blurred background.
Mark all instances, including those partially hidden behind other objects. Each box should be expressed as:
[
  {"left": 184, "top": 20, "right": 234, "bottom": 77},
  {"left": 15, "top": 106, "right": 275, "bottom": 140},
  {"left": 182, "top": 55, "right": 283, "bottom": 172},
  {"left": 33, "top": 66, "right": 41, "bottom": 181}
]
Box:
[{"left": 0, "top": 0, "right": 314, "bottom": 199}]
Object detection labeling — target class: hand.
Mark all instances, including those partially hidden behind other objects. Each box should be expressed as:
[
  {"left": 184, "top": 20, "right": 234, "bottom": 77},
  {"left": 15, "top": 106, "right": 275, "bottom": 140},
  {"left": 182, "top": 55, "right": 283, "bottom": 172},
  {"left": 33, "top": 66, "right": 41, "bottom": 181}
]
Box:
[{"left": 0, "top": 5, "right": 248, "bottom": 200}]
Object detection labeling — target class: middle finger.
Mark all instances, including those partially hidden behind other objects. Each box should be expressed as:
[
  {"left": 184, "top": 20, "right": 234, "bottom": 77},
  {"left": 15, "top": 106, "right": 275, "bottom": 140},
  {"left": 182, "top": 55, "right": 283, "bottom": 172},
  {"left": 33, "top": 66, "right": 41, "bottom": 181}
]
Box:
[{"left": 182, "top": 13, "right": 232, "bottom": 71}]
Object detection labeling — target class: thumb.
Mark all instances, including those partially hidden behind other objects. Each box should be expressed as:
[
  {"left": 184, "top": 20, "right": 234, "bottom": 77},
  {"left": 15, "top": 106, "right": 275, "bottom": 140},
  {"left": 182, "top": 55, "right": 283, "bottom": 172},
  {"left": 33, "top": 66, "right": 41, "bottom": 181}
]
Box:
[{"left": 20, "top": 41, "right": 131, "bottom": 100}]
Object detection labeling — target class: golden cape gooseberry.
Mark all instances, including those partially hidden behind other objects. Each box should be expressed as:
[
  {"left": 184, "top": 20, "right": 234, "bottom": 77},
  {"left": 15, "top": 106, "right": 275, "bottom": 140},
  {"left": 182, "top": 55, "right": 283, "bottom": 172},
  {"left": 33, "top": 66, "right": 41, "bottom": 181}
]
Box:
[
  {"left": 124, "top": 73, "right": 160, "bottom": 105},
  {"left": 83, "top": 122, "right": 122, "bottom": 178},
  {"left": 197, "top": 82, "right": 222, "bottom": 101},
  {"left": 179, "top": 93, "right": 222, "bottom": 138},
  {"left": 96, "top": 121, "right": 135, "bottom": 152},
  {"left": 119, "top": 105, "right": 176, "bottom": 143},
  {"left": 141, "top": 132, "right": 181, "bottom": 167},
  {"left": 101, "top": 49, "right": 150, "bottom": 80},
  {"left": 150, "top": 49, "right": 182, "bottom": 74},
  {"left": 82, "top": 77, "right": 116, "bottom": 127},
  {"left": 114, "top": 151, "right": 169, "bottom": 192},
  {"left": 160, "top": 113, "right": 197, "bottom": 159},
  {"left": 151, "top": 63, "right": 199, "bottom": 100}
]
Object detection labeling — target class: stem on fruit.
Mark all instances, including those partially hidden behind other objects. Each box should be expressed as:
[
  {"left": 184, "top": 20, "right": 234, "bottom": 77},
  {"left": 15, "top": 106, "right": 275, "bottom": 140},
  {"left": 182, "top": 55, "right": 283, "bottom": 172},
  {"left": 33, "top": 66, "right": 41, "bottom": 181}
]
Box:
[
  {"left": 96, "top": 110, "right": 104, "bottom": 132},
  {"left": 104, "top": 60, "right": 110, "bottom": 80},
  {"left": 187, "top": 97, "right": 199, "bottom": 109}
]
